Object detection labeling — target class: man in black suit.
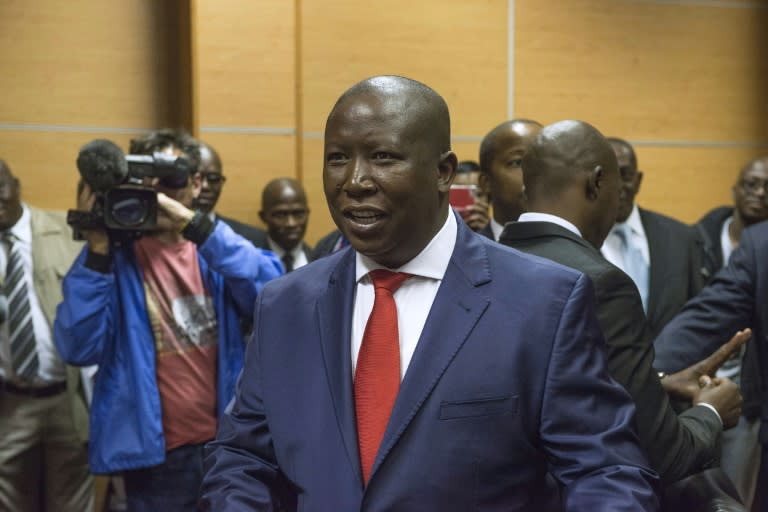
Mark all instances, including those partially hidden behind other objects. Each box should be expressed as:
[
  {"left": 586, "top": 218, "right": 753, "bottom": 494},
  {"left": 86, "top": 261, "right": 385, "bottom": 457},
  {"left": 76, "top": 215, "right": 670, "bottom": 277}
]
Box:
[
  {"left": 600, "top": 138, "right": 703, "bottom": 339},
  {"left": 499, "top": 120, "right": 745, "bottom": 502},
  {"left": 654, "top": 218, "right": 768, "bottom": 511},
  {"left": 476, "top": 119, "right": 542, "bottom": 240},
  {"left": 194, "top": 140, "right": 268, "bottom": 245},
  {"left": 664, "top": 157, "right": 768, "bottom": 506},
  {"left": 255, "top": 178, "right": 313, "bottom": 273}
]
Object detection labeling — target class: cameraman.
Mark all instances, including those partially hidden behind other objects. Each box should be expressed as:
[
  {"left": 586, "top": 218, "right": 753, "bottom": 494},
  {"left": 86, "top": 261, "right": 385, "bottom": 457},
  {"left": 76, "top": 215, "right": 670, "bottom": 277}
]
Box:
[{"left": 54, "top": 130, "right": 283, "bottom": 511}]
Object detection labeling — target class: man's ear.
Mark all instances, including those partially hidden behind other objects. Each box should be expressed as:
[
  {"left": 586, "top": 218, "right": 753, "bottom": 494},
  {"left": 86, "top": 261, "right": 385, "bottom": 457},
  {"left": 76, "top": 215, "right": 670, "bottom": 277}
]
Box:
[
  {"left": 586, "top": 165, "right": 603, "bottom": 200},
  {"left": 437, "top": 151, "right": 458, "bottom": 192},
  {"left": 478, "top": 171, "right": 492, "bottom": 201},
  {"left": 635, "top": 170, "right": 644, "bottom": 192},
  {"left": 258, "top": 210, "right": 267, "bottom": 224}
]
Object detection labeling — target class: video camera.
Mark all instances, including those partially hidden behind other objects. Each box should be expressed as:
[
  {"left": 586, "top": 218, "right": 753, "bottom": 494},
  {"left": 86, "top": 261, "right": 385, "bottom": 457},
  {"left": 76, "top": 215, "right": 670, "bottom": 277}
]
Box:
[{"left": 67, "top": 139, "right": 193, "bottom": 241}]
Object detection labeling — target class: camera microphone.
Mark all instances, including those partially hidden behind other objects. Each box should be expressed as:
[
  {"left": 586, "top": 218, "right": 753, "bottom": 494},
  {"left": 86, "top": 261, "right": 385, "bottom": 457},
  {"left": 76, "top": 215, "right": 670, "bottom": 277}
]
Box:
[
  {"left": 76, "top": 139, "right": 129, "bottom": 190},
  {"left": 0, "top": 295, "right": 8, "bottom": 325}
]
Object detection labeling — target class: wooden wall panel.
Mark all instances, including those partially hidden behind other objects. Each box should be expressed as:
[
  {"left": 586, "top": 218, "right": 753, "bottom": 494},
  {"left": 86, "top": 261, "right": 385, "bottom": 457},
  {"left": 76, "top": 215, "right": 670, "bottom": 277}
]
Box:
[
  {"left": 194, "top": 0, "right": 296, "bottom": 128},
  {"left": 632, "top": 145, "right": 767, "bottom": 223},
  {"left": 202, "top": 133, "right": 297, "bottom": 226},
  {"left": 514, "top": 0, "right": 768, "bottom": 142},
  {"left": 0, "top": 1, "right": 184, "bottom": 128},
  {"left": 301, "top": 0, "right": 508, "bottom": 137},
  {"left": 452, "top": 141, "right": 482, "bottom": 166},
  {"left": 301, "top": 138, "right": 332, "bottom": 246},
  {"left": 0, "top": 131, "right": 138, "bottom": 212}
]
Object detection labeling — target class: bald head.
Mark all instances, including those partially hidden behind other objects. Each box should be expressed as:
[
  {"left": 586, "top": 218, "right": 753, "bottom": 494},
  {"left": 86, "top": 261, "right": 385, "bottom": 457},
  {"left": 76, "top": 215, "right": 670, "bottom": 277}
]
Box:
[
  {"left": 261, "top": 178, "right": 307, "bottom": 211},
  {"left": 523, "top": 120, "right": 619, "bottom": 248},
  {"left": 328, "top": 75, "right": 451, "bottom": 157},
  {"left": 479, "top": 119, "right": 542, "bottom": 174}
]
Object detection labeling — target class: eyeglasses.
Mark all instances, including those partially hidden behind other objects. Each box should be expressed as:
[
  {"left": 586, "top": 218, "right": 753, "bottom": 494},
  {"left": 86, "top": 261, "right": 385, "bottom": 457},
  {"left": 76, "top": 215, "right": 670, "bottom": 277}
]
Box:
[
  {"left": 740, "top": 178, "right": 768, "bottom": 194},
  {"left": 201, "top": 172, "right": 227, "bottom": 184}
]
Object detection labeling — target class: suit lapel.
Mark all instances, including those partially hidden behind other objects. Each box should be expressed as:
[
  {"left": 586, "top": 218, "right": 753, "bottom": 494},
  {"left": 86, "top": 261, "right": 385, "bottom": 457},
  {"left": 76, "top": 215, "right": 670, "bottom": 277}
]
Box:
[
  {"left": 316, "top": 248, "right": 363, "bottom": 486},
  {"left": 639, "top": 209, "right": 661, "bottom": 319},
  {"left": 369, "top": 222, "right": 492, "bottom": 482}
]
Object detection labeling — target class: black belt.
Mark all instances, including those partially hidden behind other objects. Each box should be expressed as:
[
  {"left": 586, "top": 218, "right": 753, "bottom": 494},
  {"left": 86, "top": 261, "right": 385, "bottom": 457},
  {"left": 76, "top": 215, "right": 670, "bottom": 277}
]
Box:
[{"left": 0, "top": 378, "right": 67, "bottom": 398}]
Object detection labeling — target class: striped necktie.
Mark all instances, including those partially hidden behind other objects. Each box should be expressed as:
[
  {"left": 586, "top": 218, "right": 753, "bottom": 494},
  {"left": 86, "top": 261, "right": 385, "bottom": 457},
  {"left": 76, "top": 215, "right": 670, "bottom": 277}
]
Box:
[{"left": 4, "top": 232, "right": 38, "bottom": 380}]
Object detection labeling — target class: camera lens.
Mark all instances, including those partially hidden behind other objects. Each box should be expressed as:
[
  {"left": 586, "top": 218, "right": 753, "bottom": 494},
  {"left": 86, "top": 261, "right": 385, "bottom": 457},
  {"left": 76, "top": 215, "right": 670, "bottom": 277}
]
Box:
[{"left": 110, "top": 197, "right": 150, "bottom": 227}]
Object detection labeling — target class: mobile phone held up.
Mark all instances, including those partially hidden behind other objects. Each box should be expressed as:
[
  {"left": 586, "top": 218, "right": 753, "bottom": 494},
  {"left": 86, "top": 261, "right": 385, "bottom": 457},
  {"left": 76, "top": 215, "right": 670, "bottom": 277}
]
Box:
[{"left": 449, "top": 185, "right": 477, "bottom": 219}]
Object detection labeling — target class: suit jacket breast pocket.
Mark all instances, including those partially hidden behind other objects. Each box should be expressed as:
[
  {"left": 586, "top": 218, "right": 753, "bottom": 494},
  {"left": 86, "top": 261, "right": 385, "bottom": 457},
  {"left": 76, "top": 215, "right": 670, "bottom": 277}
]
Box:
[{"left": 439, "top": 394, "right": 519, "bottom": 420}]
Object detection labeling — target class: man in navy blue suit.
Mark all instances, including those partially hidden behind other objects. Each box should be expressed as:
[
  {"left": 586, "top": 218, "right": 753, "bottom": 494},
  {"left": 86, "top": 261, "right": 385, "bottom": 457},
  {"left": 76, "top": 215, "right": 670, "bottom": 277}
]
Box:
[{"left": 200, "top": 76, "right": 659, "bottom": 511}]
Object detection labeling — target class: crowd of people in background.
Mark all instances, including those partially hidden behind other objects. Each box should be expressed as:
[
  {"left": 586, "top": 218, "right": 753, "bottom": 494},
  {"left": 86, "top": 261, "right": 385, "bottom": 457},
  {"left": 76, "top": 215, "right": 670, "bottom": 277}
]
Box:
[{"left": 2, "top": 74, "right": 768, "bottom": 511}]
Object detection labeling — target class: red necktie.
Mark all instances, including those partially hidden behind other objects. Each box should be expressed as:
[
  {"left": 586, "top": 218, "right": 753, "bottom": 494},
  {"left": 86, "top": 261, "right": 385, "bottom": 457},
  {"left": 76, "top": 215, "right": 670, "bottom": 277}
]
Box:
[{"left": 355, "top": 269, "right": 411, "bottom": 484}]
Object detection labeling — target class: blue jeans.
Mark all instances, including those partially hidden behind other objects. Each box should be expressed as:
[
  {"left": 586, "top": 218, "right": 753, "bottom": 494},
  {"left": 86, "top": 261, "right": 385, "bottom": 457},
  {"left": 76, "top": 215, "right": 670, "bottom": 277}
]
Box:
[{"left": 123, "top": 443, "right": 206, "bottom": 512}]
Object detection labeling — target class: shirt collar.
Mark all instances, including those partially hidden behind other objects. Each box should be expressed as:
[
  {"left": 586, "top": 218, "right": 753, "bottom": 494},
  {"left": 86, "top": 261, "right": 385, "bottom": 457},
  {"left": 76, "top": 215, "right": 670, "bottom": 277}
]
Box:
[
  {"left": 7, "top": 203, "right": 31, "bottom": 244},
  {"left": 613, "top": 203, "right": 645, "bottom": 239},
  {"left": 267, "top": 236, "right": 304, "bottom": 260},
  {"left": 356, "top": 210, "right": 456, "bottom": 282},
  {"left": 518, "top": 212, "right": 582, "bottom": 237},
  {"left": 489, "top": 217, "right": 505, "bottom": 241}
]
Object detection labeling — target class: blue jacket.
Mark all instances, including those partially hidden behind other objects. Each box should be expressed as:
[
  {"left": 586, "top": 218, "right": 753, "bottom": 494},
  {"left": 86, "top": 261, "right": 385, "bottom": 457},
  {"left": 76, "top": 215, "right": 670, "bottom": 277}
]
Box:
[{"left": 54, "top": 221, "right": 283, "bottom": 474}]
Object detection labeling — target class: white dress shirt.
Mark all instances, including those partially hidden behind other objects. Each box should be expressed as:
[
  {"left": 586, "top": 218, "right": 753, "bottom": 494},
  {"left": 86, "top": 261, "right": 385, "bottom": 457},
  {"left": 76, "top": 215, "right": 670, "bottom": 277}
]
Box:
[
  {"left": 351, "top": 211, "right": 456, "bottom": 380},
  {"left": 600, "top": 204, "right": 650, "bottom": 271},
  {"left": 489, "top": 218, "right": 505, "bottom": 241},
  {"left": 720, "top": 215, "right": 735, "bottom": 268},
  {"left": 517, "top": 212, "right": 582, "bottom": 237},
  {"left": 0, "top": 204, "right": 65, "bottom": 384},
  {"left": 267, "top": 237, "right": 309, "bottom": 271}
]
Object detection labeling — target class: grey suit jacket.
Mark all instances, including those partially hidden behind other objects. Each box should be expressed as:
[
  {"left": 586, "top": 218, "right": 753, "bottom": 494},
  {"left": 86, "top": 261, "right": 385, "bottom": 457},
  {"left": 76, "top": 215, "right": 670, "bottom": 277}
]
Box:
[
  {"left": 29, "top": 206, "right": 88, "bottom": 442},
  {"left": 500, "top": 220, "right": 721, "bottom": 484}
]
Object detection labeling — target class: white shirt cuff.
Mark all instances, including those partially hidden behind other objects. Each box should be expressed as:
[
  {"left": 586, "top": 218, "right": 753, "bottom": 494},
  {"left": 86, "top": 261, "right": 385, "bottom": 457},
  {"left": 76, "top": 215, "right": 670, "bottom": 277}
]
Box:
[{"left": 696, "top": 402, "right": 723, "bottom": 428}]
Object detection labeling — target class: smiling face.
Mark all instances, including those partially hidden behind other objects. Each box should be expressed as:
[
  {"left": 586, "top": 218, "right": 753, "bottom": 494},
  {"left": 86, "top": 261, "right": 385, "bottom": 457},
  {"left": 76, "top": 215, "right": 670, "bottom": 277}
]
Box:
[
  {"left": 260, "top": 181, "right": 310, "bottom": 251},
  {"left": 733, "top": 158, "right": 768, "bottom": 226},
  {"left": 0, "top": 161, "right": 22, "bottom": 231},
  {"left": 323, "top": 89, "right": 455, "bottom": 268},
  {"left": 195, "top": 144, "right": 224, "bottom": 214}
]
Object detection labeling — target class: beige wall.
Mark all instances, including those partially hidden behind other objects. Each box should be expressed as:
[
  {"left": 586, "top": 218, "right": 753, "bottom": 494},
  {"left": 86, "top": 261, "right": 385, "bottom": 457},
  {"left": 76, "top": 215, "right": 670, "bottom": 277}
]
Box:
[{"left": 2, "top": 0, "right": 766, "bottom": 244}]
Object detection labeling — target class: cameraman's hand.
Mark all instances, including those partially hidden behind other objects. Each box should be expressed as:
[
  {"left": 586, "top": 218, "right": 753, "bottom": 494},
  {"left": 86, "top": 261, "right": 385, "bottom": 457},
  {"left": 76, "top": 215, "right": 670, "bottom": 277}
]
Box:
[
  {"left": 77, "top": 182, "right": 109, "bottom": 255},
  {"left": 696, "top": 376, "right": 742, "bottom": 430},
  {"left": 156, "top": 192, "right": 195, "bottom": 233}
]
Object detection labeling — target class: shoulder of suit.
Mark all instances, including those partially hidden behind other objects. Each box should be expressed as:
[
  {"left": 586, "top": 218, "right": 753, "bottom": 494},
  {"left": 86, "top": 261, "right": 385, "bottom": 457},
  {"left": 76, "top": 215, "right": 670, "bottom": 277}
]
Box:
[
  {"left": 29, "top": 206, "right": 71, "bottom": 233},
  {"left": 640, "top": 207, "right": 694, "bottom": 234}
]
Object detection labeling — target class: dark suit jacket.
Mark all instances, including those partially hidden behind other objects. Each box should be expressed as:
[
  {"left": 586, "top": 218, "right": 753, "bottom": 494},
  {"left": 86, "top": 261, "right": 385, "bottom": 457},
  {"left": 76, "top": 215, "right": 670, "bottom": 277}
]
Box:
[
  {"left": 655, "top": 220, "right": 768, "bottom": 428},
  {"left": 692, "top": 206, "right": 761, "bottom": 418},
  {"left": 499, "top": 220, "right": 720, "bottom": 484},
  {"left": 478, "top": 222, "right": 494, "bottom": 241},
  {"left": 640, "top": 208, "right": 704, "bottom": 339},
  {"left": 694, "top": 206, "right": 734, "bottom": 281},
  {"left": 201, "top": 217, "right": 659, "bottom": 511},
  {"left": 217, "top": 214, "right": 312, "bottom": 266},
  {"left": 216, "top": 213, "right": 267, "bottom": 247},
  {"left": 310, "top": 229, "right": 344, "bottom": 260}
]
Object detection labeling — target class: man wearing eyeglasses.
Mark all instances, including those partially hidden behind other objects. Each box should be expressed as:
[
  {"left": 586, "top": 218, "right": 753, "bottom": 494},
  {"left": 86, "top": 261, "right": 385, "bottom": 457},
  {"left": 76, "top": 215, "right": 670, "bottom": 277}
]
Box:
[
  {"left": 195, "top": 141, "right": 268, "bottom": 246},
  {"left": 54, "top": 130, "right": 283, "bottom": 511},
  {"left": 257, "top": 178, "right": 312, "bottom": 273},
  {"left": 686, "top": 156, "right": 768, "bottom": 507}
]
